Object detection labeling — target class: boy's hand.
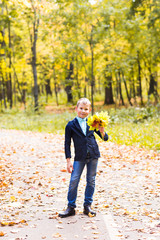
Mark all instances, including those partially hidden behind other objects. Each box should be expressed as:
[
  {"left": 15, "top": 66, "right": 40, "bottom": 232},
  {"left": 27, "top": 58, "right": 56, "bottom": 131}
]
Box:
[
  {"left": 66, "top": 158, "right": 73, "bottom": 173},
  {"left": 98, "top": 126, "right": 105, "bottom": 138}
]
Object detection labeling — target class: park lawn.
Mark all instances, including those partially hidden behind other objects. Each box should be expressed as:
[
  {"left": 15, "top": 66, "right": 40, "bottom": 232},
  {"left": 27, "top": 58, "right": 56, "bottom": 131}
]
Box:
[
  {"left": 107, "top": 121, "right": 160, "bottom": 150},
  {"left": 0, "top": 107, "right": 159, "bottom": 151}
]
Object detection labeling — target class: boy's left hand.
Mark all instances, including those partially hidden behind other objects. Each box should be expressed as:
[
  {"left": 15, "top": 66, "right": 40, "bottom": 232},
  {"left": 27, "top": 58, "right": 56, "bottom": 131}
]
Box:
[{"left": 98, "top": 126, "right": 105, "bottom": 138}]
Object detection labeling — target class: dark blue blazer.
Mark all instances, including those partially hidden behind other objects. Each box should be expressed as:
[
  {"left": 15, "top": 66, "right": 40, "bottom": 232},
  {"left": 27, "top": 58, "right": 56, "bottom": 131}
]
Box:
[{"left": 65, "top": 117, "right": 109, "bottom": 161}]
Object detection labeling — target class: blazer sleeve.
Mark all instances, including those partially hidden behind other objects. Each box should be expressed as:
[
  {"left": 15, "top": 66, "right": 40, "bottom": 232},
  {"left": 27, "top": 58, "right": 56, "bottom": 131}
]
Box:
[
  {"left": 65, "top": 123, "right": 72, "bottom": 159},
  {"left": 94, "top": 129, "right": 109, "bottom": 141}
]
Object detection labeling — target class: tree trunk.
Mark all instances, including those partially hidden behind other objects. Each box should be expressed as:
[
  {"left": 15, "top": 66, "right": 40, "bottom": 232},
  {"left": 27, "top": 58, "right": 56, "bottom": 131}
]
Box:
[
  {"left": 137, "top": 51, "right": 143, "bottom": 105},
  {"left": 131, "top": 68, "right": 136, "bottom": 104},
  {"left": 22, "top": 84, "right": 26, "bottom": 109},
  {"left": 148, "top": 73, "right": 156, "bottom": 94},
  {"left": 148, "top": 69, "right": 158, "bottom": 103},
  {"left": 30, "top": 6, "right": 39, "bottom": 111},
  {"left": 121, "top": 71, "right": 133, "bottom": 106},
  {"left": 0, "top": 2, "right": 7, "bottom": 110},
  {"left": 6, "top": 79, "right": 12, "bottom": 107},
  {"left": 84, "top": 77, "right": 88, "bottom": 98},
  {"left": 31, "top": 34, "right": 38, "bottom": 111},
  {"left": 90, "top": 26, "right": 94, "bottom": 115},
  {"left": 6, "top": 5, "right": 12, "bottom": 109},
  {"left": 75, "top": 54, "right": 81, "bottom": 98},
  {"left": 12, "top": 64, "right": 24, "bottom": 103},
  {"left": 118, "top": 71, "right": 125, "bottom": 106},
  {"left": 0, "top": 77, "right": 7, "bottom": 109},
  {"left": 53, "top": 66, "right": 58, "bottom": 106},
  {"left": 65, "top": 62, "right": 73, "bottom": 103},
  {"left": 22, "top": 72, "right": 27, "bottom": 109},
  {"left": 45, "top": 80, "right": 52, "bottom": 95},
  {"left": 0, "top": 80, "right": 6, "bottom": 110},
  {"left": 45, "top": 79, "right": 52, "bottom": 101},
  {"left": 91, "top": 47, "right": 94, "bottom": 114},
  {"left": 104, "top": 76, "right": 114, "bottom": 105}
]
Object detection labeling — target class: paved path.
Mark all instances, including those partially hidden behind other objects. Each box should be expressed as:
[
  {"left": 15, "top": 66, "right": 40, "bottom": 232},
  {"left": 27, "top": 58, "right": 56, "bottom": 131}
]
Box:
[
  {"left": 0, "top": 130, "right": 121, "bottom": 240},
  {"left": 1, "top": 129, "right": 160, "bottom": 240}
]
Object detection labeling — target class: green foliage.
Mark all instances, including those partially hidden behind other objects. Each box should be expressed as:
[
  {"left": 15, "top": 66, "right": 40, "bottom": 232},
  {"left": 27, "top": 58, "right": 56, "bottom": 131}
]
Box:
[
  {"left": 106, "top": 105, "right": 160, "bottom": 150},
  {"left": 108, "top": 105, "right": 160, "bottom": 124}
]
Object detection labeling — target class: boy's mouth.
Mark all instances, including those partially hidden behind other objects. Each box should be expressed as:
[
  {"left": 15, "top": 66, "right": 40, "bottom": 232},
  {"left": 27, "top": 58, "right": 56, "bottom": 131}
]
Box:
[{"left": 80, "top": 115, "right": 86, "bottom": 118}]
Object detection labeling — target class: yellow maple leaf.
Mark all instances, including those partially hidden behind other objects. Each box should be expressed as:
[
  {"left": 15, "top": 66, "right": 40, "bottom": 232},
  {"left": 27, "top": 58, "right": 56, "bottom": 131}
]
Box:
[{"left": 10, "top": 196, "right": 17, "bottom": 202}]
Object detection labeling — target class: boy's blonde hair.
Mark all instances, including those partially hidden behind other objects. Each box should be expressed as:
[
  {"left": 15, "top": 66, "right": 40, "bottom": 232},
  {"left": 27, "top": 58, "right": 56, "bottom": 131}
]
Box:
[{"left": 77, "top": 98, "right": 91, "bottom": 107}]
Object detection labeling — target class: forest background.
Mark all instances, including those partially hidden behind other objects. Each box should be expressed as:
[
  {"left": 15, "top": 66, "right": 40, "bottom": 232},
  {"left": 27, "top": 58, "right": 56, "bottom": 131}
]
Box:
[{"left": 0, "top": 0, "right": 160, "bottom": 151}]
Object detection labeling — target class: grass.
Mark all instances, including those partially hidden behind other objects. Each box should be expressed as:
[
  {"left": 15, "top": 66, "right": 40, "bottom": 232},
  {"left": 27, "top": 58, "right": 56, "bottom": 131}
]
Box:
[
  {"left": 0, "top": 104, "right": 160, "bottom": 151},
  {"left": 108, "top": 121, "right": 160, "bottom": 150},
  {"left": 107, "top": 106, "right": 160, "bottom": 150},
  {"left": 0, "top": 111, "right": 73, "bottom": 134}
]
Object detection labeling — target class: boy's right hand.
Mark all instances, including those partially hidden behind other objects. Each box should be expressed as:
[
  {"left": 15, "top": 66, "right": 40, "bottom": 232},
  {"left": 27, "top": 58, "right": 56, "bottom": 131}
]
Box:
[{"left": 67, "top": 159, "right": 73, "bottom": 173}]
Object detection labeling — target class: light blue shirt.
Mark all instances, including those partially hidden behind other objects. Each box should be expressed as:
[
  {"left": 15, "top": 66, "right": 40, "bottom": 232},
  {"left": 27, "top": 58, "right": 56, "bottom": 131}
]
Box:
[{"left": 76, "top": 117, "right": 87, "bottom": 135}]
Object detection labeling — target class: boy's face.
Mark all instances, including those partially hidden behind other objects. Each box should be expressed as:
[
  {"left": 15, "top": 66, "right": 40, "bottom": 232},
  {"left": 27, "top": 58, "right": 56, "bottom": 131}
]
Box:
[{"left": 76, "top": 103, "right": 91, "bottom": 119}]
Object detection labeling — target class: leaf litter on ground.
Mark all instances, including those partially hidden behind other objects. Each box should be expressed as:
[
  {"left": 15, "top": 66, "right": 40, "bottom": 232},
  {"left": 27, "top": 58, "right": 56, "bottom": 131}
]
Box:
[{"left": 0, "top": 129, "right": 160, "bottom": 239}]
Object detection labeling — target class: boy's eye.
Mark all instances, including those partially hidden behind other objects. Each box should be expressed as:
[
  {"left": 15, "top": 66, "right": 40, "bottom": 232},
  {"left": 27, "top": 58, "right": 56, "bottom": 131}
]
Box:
[{"left": 79, "top": 107, "right": 88, "bottom": 111}]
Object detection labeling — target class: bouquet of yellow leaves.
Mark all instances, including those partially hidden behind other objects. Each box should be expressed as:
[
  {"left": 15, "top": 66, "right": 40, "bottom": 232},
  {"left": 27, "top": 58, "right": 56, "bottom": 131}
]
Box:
[{"left": 87, "top": 111, "right": 110, "bottom": 131}]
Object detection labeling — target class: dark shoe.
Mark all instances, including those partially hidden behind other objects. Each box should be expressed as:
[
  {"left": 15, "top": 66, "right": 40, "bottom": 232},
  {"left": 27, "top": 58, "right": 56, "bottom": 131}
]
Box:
[
  {"left": 83, "top": 205, "right": 96, "bottom": 217},
  {"left": 58, "top": 206, "right": 75, "bottom": 218}
]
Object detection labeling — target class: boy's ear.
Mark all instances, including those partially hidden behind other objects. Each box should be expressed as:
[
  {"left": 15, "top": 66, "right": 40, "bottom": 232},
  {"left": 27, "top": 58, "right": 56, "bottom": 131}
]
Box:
[{"left": 89, "top": 108, "right": 92, "bottom": 113}]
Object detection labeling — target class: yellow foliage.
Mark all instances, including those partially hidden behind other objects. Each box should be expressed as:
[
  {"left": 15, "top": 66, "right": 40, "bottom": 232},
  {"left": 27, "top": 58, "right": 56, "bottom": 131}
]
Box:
[
  {"left": 87, "top": 111, "right": 110, "bottom": 131},
  {"left": 0, "top": 49, "right": 5, "bottom": 55}
]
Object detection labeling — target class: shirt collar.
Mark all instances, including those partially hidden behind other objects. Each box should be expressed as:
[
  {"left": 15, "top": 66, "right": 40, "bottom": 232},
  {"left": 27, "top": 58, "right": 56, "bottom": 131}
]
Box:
[{"left": 76, "top": 116, "right": 87, "bottom": 122}]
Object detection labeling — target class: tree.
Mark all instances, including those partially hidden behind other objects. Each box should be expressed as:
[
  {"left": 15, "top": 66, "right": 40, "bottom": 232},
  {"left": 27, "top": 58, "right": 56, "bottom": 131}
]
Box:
[
  {"left": 28, "top": 0, "right": 40, "bottom": 111},
  {"left": 0, "top": 0, "right": 159, "bottom": 110},
  {"left": 0, "top": 0, "right": 14, "bottom": 109}
]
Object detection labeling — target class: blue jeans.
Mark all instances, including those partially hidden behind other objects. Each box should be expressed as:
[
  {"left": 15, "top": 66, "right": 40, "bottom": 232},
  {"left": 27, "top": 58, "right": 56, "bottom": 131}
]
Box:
[{"left": 67, "top": 159, "right": 98, "bottom": 208}]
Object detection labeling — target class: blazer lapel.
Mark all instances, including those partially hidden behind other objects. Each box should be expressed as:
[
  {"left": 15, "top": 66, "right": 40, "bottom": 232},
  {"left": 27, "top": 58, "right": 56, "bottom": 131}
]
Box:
[
  {"left": 86, "top": 124, "right": 90, "bottom": 134},
  {"left": 74, "top": 118, "right": 84, "bottom": 134},
  {"left": 74, "top": 118, "right": 88, "bottom": 136}
]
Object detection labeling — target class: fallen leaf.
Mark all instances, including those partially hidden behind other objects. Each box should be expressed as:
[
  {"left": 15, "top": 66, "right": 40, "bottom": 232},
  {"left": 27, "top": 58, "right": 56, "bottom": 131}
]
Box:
[
  {"left": 0, "top": 231, "right": 5, "bottom": 236},
  {"left": 88, "top": 212, "right": 96, "bottom": 217},
  {"left": 52, "top": 233, "right": 62, "bottom": 238},
  {"left": 60, "top": 169, "right": 67, "bottom": 172}
]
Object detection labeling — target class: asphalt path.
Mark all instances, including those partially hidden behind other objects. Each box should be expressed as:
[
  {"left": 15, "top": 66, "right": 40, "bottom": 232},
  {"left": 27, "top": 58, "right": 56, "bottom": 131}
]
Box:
[
  {"left": 1, "top": 129, "right": 160, "bottom": 240},
  {"left": 0, "top": 129, "right": 121, "bottom": 240}
]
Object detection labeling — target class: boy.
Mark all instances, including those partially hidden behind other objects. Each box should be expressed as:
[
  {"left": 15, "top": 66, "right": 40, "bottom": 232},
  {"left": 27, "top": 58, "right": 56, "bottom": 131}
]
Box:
[{"left": 59, "top": 98, "right": 108, "bottom": 218}]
